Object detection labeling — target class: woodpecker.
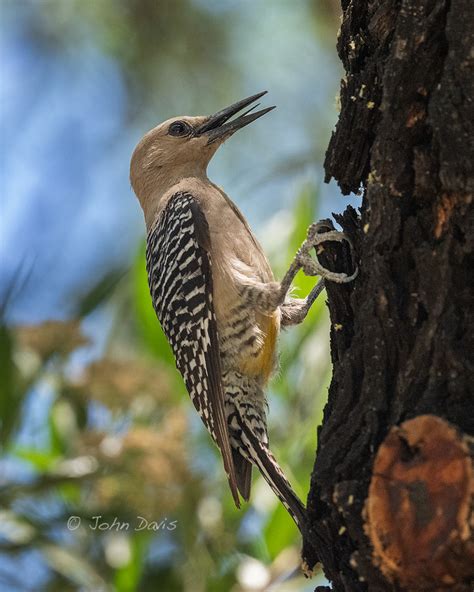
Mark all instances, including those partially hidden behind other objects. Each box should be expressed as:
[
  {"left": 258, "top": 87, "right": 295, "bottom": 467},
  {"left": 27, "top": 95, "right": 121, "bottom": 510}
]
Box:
[{"left": 130, "top": 92, "right": 356, "bottom": 530}]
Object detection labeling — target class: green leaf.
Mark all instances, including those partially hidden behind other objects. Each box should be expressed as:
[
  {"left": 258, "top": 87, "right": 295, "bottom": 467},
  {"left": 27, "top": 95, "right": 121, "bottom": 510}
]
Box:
[
  {"left": 49, "top": 399, "right": 78, "bottom": 455},
  {"left": 287, "top": 182, "right": 319, "bottom": 296},
  {"left": 263, "top": 502, "right": 298, "bottom": 560},
  {"left": 57, "top": 481, "right": 81, "bottom": 504},
  {"left": 0, "top": 324, "right": 24, "bottom": 446},
  {"left": 289, "top": 182, "right": 318, "bottom": 253},
  {"left": 14, "top": 448, "right": 60, "bottom": 471},
  {"left": 114, "top": 531, "right": 151, "bottom": 592},
  {"left": 246, "top": 530, "right": 271, "bottom": 564},
  {"left": 76, "top": 269, "right": 126, "bottom": 318},
  {"left": 207, "top": 570, "right": 237, "bottom": 592}
]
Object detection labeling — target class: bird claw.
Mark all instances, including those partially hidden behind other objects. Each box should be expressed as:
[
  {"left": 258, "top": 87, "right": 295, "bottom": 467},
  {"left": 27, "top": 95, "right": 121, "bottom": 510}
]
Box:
[{"left": 297, "top": 221, "right": 358, "bottom": 283}]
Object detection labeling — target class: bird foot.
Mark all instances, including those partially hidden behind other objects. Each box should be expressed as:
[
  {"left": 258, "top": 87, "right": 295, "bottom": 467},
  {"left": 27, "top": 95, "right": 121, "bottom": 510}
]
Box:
[{"left": 297, "top": 221, "right": 358, "bottom": 283}]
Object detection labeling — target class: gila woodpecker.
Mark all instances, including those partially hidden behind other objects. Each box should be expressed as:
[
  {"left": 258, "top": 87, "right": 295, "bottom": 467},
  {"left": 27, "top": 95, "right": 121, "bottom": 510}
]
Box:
[{"left": 130, "top": 91, "right": 356, "bottom": 530}]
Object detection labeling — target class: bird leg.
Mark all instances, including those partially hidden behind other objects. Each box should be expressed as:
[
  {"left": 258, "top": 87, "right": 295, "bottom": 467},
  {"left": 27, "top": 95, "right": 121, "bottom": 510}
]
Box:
[
  {"left": 296, "top": 220, "right": 358, "bottom": 284},
  {"left": 280, "top": 280, "right": 325, "bottom": 327},
  {"left": 240, "top": 221, "right": 357, "bottom": 316},
  {"left": 280, "top": 221, "right": 358, "bottom": 326}
]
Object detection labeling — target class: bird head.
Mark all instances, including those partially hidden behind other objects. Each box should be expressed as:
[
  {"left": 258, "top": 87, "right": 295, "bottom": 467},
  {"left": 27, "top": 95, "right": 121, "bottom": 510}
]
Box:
[{"left": 130, "top": 91, "right": 275, "bottom": 217}]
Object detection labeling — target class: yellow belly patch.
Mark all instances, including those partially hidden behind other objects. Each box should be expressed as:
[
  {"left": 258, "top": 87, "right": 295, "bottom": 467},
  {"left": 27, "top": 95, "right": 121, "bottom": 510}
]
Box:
[{"left": 239, "top": 311, "right": 279, "bottom": 382}]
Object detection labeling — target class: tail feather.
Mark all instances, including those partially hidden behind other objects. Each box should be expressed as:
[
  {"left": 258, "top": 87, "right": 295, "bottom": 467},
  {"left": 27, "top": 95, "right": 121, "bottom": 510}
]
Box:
[
  {"left": 238, "top": 420, "right": 307, "bottom": 530},
  {"left": 232, "top": 447, "right": 252, "bottom": 501}
]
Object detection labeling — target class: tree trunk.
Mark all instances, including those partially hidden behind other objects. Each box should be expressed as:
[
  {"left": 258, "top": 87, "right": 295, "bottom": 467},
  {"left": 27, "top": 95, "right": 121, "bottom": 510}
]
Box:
[{"left": 302, "top": 1, "right": 473, "bottom": 590}]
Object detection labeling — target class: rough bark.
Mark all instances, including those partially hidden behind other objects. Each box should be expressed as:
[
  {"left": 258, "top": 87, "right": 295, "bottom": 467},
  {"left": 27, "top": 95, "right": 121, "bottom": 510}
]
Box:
[{"left": 303, "top": 1, "right": 474, "bottom": 590}]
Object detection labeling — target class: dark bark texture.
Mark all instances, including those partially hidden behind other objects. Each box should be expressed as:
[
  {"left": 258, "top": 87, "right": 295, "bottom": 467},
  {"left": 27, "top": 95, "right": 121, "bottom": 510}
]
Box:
[{"left": 303, "top": 0, "right": 473, "bottom": 590}]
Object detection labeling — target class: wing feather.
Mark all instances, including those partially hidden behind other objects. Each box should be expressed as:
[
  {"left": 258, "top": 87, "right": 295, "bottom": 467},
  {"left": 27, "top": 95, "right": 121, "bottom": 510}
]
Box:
[{"left": 146, "top": 192, "right": 240, "bottom": 507}]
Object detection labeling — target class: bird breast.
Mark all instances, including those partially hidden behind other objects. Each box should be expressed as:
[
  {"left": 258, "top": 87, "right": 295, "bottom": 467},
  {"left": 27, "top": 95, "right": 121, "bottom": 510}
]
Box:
[{"left": 201, "top": 190, "right": 280, "bottom": 384}]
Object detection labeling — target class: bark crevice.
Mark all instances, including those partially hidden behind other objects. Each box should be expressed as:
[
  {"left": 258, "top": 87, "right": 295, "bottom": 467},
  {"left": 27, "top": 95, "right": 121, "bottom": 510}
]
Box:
[{"left": 304, "top": 1, "right": 473, "bottom": 590}]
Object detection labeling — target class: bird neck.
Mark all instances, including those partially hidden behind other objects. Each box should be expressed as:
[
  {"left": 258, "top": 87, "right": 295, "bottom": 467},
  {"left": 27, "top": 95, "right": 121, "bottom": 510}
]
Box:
[{"left": 142, "top": 162, "right": 210, "bottom": 230}]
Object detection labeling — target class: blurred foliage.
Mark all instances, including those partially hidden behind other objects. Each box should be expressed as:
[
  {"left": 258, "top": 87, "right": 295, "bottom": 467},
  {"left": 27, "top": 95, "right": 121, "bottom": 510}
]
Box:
[
  {"left": 11, "top": 0, "right": 342, "bottom": 121},
  {"left": 1, "top": 0, "right": 341, "bottom": 589},
  {"left": 0, "top": 184, "right": 331, "bottom": 591},
  {"left": 20, "top": 0, "right": 235, "bottom": 120}
]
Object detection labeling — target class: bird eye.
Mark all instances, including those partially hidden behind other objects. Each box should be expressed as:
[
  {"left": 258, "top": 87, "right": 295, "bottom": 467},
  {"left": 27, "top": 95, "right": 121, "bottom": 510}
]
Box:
[{"left": 168, "top": 121, "right": 190, "bottom": 137}]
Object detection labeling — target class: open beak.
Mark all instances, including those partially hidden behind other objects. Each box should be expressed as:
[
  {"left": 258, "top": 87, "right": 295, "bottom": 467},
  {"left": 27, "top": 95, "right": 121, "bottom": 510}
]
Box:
[{"left": 197, "top": 91, "right": 275, "bottom": 144}]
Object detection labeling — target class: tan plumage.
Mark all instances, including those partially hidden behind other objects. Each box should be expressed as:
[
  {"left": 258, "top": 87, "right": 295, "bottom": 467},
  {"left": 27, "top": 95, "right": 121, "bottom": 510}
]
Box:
[{"left": 130, "top": 92, "right": 356, "bottom": 529}]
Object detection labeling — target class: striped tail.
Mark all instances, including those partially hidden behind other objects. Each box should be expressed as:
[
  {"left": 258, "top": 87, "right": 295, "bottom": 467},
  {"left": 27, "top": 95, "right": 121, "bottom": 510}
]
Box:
[{"left": 238, "top": 418, "right": 307, "bottom": 530}]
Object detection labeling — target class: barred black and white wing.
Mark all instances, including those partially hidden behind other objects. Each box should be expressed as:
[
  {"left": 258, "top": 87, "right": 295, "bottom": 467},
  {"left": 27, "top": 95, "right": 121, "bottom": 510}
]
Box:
[{"left": 146, "top": 191, "right": 240, "bottom": 507}]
